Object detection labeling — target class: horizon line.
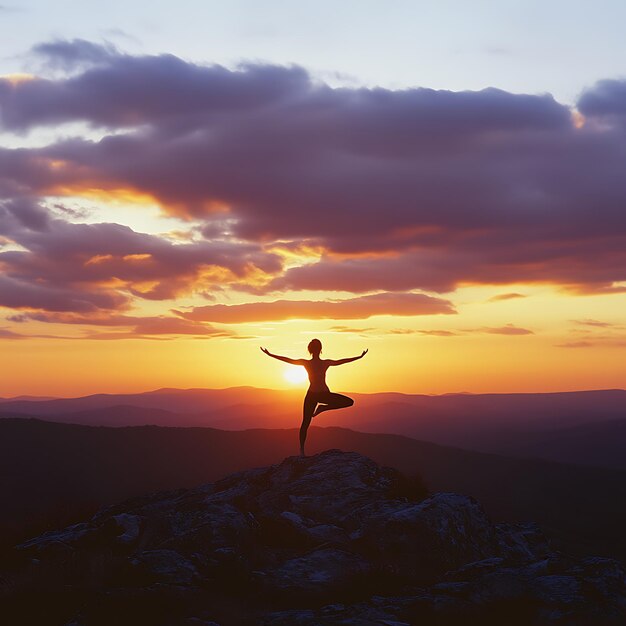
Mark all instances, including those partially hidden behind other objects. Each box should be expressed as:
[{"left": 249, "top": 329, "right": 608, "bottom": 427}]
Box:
[{"left": 2, "top": 385, "right": 625, "bottom": 402}]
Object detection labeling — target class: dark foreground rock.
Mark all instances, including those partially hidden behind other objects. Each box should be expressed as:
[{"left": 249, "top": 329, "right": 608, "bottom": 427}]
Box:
[{"left": 2, "top": 450, "right": 625, "bottom": 625}]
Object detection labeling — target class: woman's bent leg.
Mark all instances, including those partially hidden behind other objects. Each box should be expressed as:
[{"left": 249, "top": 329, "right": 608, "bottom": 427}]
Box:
[{"left": 312, "top": 392, "right": 354, "bottom": 417}]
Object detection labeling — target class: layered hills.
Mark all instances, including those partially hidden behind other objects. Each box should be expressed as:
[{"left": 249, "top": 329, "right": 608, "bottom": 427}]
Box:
[
  {"left": 2, "top": 386, "right": 625, "bottom": 468},
  {"left": 2, "top": 418, "right": 626, "bottom": 562}
]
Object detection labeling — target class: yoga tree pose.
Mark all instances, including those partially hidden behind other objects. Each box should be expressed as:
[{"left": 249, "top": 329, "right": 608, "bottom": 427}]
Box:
[{"left": 260, "top": 339, "right": 368, "bottom": 456}]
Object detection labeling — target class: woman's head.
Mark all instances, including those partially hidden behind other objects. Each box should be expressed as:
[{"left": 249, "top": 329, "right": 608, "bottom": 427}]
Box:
[{"left": 307, "top": 338, "right": 322, "bottom": 356}]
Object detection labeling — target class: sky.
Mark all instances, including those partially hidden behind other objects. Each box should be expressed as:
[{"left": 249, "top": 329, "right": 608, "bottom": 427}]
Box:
[{"left": 1, "top": 1, "right": 625, "bottom": 397}]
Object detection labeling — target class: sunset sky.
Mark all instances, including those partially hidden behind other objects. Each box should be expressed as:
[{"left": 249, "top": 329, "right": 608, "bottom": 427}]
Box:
[{"left": 1, "top": 1, "right": 625, "bottom": 397}]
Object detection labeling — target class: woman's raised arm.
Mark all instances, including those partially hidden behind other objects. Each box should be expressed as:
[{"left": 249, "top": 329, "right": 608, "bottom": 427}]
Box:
[
  {"left": 260, "top": 347, "right": 304, "bottom": 366},
  {"left": 327, "top": 349, "right": 368, "bottom": 366}
]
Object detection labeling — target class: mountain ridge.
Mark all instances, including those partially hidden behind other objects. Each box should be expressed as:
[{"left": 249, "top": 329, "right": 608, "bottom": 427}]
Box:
[{"left": 4, "top": 449, "right": 626, "bottom": 625}]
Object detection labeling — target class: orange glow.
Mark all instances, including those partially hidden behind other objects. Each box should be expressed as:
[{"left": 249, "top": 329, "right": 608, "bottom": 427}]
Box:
[
  {"left": 197, "top": 264, "right": 279, "bottom": 290},
  {"left": 94, "top": 277, "right": 129, "bottom": 289},
  {"left": 572, "top": 110, "right": 586, "bottom": 129},
  {"left": 48, "top": 185, "right": 159, "bottom": 206},
  {"left": 163, "top": 230, "right": 196, "bottom": 241},
  {"left": 1, "top": 284, "right": 625, "bottom": 397},
  {"left": 198, "top": 266, "right": 238, "bottom": 284},
  {"left": 2, "top": 323, "right": 625, "bottom": 398},
  {"left": 267, "top": 243, "right": 325, "bottom": 263},
  {"left": 85, "top": 254, "right": 114, "bottom": 266},
  {"left": 43, "top": 183, "right": 238, "bottom": 221},
  {"left": 1, "top": 73, "right": 36, "bottom": 86},
  {"left": 48, "top": 159, "right": 70, "bottom": 170},
  {"left": 129, "top": 280, "right": 162, "bottom": 294}
]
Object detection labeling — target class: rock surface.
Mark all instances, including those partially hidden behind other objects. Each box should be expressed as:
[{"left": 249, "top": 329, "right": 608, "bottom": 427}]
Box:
[{"left": 4, "top": 449, "right": 626, "bottom": 625}]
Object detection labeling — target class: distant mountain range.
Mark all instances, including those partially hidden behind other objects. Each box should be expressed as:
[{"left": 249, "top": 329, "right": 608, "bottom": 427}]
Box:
[
  {"left": 0, "top": 395, "right": 57, "bottom": 402},
  {"left": 1, "top": 386, "right": 625, "bottom": 469}
]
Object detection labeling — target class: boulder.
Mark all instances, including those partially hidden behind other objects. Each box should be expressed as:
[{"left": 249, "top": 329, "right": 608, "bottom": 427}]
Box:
[
  {"left": 352, "top": 493, "right": 502, "bottom": 581},
  {"left": 258, "top": 547, "right": 372, "bottom": 593},
  {"left": 130, "top": 549, "right": 199, "bottom": 586}
]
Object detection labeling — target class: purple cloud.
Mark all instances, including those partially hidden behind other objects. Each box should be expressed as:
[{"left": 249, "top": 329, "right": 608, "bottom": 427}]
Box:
[
  {"left": 578, "top": 79, "right": 626, "bottom": 122},
  {"left": 0, "top": 42, "right": 624, "bottom": 311},
  {"left": 176, "top": 292, "right": 455, "bottom": 323},
  {"left": 0, "top": 273, "right": 127, "bottom": 312},
  {"left": 32, "top": 39, "right": 120, "bottom": 71},
  {"left": 7, "top": 311, "right": 231, "bottom": 339},
  {"left": 1, "top": 43, "right": 309, "bottom": 130}
]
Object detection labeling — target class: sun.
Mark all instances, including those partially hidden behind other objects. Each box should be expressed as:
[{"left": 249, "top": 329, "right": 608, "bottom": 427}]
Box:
[{"left": 284, "top": 366, "right": 308, "bottom": 385}]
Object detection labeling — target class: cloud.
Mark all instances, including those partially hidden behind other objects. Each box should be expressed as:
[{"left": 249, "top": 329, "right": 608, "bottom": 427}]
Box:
[
  {"left": 131, "top": 317, "right": 225, "bottom": 336},
  {"left": 0, "top": 43, "right": 625, "bottom": 306},
  {"left": 80, "top": 326, "right": 231, "bottom": 341},
  {"left": 1, "top": 197, "right": 51, "bottom": 230},
  {"left": 7, "top": 311, "right": 231, "bottom": 339},
  {"left": 481, "top": 324, "right": 534, "bottom": 335},
  {"left": 31, "top": 39, "right": 120, "bottom": 71},
  {"left": 0, "top": 326, "right": 74, "bottom": 340},
  {"left": 331, "top": 324, "right": 527, "bottom": 337},
  {"left": 571, "top": 318, "right": 618, "bottom": 328},
  {"left": 330, "top": 325, "right": 375, "bottom": 334},
  {"left": 0, "top": 327, "right": 32, "bottom": 339},
  {"left": 0, "top": 199, "right": 281, "bottom": 313},
  {"left": 0, "top": 273, "right": 128, "bottom": 312},
  {"left": 555, "top": 340, "right": 595, "bottom": 348},
  {"left": 99, "top": 28, "right": 141, "bottom": 45},
  {"left": 488, "top": 292, "right": 527, "bottom": 302},
  {"left": 50, "top": 202, "right": 91, "bottom": 220},
  {"left": 176, "top": 292, "right": 455, "bottom": 323},
  {"left": 330, "top": 325, "right": 458, "bottom": 336},
  {"left": 578, "top": 79, "right": 626, "bottom": 122},
  {"left": 2, "top": 45, "right": 309, "bottom": 130}
]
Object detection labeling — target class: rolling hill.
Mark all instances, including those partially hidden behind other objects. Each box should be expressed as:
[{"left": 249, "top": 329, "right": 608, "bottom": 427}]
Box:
[{"left": 2, "top": 417, "right": 626, "bottom": 563}]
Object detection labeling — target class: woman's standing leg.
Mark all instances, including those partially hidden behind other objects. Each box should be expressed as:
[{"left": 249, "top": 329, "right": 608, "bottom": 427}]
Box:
[{"left": 300, "top": 393, "right": 318, "bottom": 456}]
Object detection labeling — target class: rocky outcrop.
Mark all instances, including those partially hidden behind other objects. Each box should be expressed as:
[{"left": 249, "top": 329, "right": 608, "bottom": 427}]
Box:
[{"left": 5, "top": 450, "right": 626, "bottom": 625}]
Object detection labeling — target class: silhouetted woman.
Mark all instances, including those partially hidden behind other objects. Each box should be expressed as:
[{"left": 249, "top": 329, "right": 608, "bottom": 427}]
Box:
[{"left": 260, "top": 339, "right": 368, "bottom": 456}]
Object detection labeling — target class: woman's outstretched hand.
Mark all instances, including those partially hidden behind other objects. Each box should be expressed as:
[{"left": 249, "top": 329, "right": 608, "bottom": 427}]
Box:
[
  {"left": 360, "top": 349, "right": 368, "bottom": 358},
  {"left": 260, "top": 347, "right": 271, "bottom": 356}
]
